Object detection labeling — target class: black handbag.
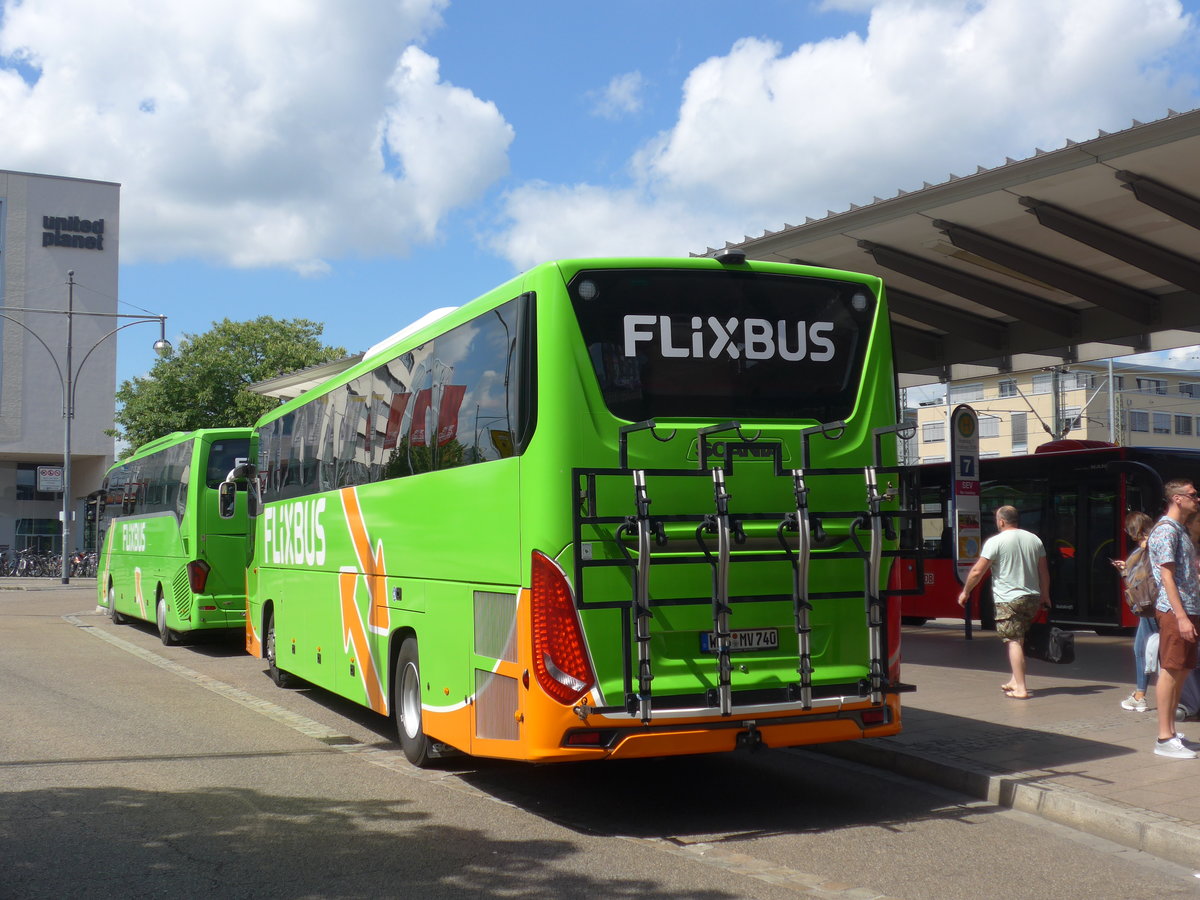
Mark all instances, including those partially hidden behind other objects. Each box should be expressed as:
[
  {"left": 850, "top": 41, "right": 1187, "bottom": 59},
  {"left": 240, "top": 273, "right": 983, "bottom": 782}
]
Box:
[{"left": 1023, "top": 622, "right": 1075, "bottom": 665}]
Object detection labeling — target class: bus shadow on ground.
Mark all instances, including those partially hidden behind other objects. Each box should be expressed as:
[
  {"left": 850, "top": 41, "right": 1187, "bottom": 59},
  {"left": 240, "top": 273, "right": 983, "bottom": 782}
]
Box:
[{"left": 454, "top": 744, "right": 1012, "bottom": 841}]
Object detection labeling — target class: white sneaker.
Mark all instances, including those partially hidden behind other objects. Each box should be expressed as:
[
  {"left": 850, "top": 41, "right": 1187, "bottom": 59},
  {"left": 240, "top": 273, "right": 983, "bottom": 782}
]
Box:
[
  {"left": 1154, "top": 736, "right": 1198, "bottom": 759},
  {"left": 1120, "top": 693, "right": 1148, "bottom": 711},
  {"left": 1175, "top": 733, "right": 1200, "bottom": 750}
]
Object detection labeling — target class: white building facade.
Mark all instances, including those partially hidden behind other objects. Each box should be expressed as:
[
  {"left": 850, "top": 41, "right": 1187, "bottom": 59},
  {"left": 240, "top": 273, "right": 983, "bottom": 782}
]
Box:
[{"left": 0, "top": 170, "right": 120, "bottom": 555}]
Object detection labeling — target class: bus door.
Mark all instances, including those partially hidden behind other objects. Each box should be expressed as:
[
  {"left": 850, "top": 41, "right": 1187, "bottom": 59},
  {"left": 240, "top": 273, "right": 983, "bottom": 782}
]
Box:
[{"left": 1045, "top": 468, "right": 1120, "bottom": 626}]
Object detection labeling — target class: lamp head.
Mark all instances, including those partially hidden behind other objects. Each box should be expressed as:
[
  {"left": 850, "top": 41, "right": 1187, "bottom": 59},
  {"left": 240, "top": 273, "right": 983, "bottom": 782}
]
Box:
[{"left": 153, "top": 338, "right": 172, "bottom": 357}]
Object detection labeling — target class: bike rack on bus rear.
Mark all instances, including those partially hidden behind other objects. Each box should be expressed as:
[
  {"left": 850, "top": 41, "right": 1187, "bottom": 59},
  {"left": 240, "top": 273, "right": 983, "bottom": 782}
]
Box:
[{"left": 571, "top": 419, "right": 920, "bottom": 725}]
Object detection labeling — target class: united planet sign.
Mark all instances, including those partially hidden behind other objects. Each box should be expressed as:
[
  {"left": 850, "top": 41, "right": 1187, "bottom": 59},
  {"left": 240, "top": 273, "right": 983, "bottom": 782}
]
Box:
[{"left": 43, "top": 215, "right": 105, "bottom": 250}]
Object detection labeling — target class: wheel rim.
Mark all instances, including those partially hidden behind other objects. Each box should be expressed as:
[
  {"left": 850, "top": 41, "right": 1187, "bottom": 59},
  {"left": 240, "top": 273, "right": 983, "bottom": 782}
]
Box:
[
  {"left": 107, "top": 583, "right": 114, "bottom": 610},
  {"left": 400, "top": 661, "right": 421, "bottom": 740},
  {"left": 157, "top": 598, "right": 166, "bottom": 633},
  {"left": 267, "top": 621, "right": 277, "bottom": 667}
]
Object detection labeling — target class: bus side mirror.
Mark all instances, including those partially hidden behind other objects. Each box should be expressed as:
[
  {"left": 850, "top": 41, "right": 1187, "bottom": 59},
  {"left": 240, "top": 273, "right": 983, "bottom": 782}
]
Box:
[{"left": 218, "top": 481, "right": 237, "bottom": 519}]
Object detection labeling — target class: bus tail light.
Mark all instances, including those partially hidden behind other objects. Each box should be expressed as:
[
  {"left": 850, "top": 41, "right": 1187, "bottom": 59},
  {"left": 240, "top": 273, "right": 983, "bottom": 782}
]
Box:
[
  {"left": 530, "top": 550, "right": 595, "bottom": 706},
  {"left": 187, "top": 560, "right": 211, "bottom": 594}
]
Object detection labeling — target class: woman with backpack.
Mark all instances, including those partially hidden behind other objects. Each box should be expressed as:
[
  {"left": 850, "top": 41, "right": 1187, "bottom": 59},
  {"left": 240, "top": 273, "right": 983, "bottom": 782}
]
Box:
[{"left": 1113, "top": 511, "right": 1158, "bottom": 711}]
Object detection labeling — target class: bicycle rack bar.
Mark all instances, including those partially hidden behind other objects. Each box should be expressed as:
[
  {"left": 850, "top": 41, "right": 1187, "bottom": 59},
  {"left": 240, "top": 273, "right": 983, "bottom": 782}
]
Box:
[
  {"left": 785, "top": 420, "right": 848, "bottom": 709},
  {"left": 630, "top": 468, "right": 655, "bottom": 722},
  {"left": 616, "top": 419, "right": 675, "bottom": 722},
  {"left": 697, "top": 422, "right": 756, "bottom": 716},
  {"left": 862, "top": 424, "right": 909, "bottom": 703}
]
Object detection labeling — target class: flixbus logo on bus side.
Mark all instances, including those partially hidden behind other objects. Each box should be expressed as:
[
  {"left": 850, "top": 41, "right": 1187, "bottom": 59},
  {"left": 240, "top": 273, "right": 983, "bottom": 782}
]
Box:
[
  {"left": 122, "top": 522, "right": 147, "bottom": 552},
  {"left": 264, "top": 498, "right": 327, "bottom": 566},
  {"left": 623, "top": 315, "right": 836, "bottom": 362},
  {"left": 686, "top": 439, "right": 789, "bottom": 462}
]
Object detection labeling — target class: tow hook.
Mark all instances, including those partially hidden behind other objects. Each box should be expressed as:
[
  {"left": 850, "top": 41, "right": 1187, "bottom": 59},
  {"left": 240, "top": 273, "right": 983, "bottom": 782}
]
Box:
[{"left": 736, "top": 722, "right": 763, "bottom": 752}]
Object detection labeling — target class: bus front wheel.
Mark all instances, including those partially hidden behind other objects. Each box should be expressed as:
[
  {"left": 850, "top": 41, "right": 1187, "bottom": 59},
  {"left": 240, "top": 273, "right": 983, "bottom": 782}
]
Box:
[
  {"left": 265, "top": 611, "right": 295, "bottom": 688},
  {"left": 108, "top": 582, "right": 127, "bottom": 625},
  {"left": 156, "top": 590, "right": 179, "bottom": 646},
  {"left": 395, "top": 638, "right": 432, "bottom": 767}
]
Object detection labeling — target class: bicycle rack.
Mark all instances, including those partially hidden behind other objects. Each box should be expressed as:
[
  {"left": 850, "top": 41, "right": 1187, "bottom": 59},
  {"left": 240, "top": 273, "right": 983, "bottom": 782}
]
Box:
[{"left": 572, "top": 418, "right": 924, "bottom": 723}]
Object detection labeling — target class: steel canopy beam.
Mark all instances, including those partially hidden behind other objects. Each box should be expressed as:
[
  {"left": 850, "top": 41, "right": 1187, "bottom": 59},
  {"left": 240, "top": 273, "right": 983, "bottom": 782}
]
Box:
[
  {"left": 931, "top": 220, "right": 1156, "bottom": 327},
  {"left": 858, "top": 240, "right": 1080, "bottom": 337},
  {"left": 888, "top": 288, "right": 1010, "bottom": 348},
  {"left": 1116, "top": 170, "right": 1200, "bottom": 230},
  {"left": 1020, "top": 197, "right": 1200, "bottom": 295}
]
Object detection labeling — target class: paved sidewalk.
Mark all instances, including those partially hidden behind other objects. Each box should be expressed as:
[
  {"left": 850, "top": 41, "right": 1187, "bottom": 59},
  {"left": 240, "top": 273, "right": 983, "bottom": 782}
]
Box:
[{"left": 820, "top": 621, "right": 1200, "bottom": 869}]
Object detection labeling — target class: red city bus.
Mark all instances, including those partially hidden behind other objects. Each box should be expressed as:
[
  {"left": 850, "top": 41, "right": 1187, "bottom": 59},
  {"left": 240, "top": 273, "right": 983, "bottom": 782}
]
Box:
[{"left": 890, "top": 441, "right": 1190, "bottom": 633}]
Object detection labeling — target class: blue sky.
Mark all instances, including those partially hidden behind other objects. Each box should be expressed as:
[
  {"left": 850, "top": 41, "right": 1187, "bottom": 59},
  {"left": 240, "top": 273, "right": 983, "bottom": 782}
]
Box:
[{"left": 1, "top": 0, "right": 1199, "bottom": 389}]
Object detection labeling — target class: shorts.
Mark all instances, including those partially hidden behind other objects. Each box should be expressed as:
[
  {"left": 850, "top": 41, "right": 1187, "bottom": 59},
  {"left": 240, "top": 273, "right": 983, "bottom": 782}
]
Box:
[
  {"left": 1154, "top": 609, "right": 1200, "bottom": 670},
  {"left": 995, "top": 594, "right": 1041, "bottom": 643}
]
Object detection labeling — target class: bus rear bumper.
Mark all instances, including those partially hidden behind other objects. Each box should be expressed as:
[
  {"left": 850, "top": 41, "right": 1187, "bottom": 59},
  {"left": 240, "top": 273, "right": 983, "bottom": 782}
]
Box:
[{"left": 495, "top": 695, "right": 903, "bottom": 763}]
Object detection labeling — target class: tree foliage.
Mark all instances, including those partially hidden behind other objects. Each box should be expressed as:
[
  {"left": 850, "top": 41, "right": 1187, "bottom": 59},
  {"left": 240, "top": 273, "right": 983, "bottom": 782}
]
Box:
[{"left": 113, "top": 316, "right": 346, "bottom": 454}]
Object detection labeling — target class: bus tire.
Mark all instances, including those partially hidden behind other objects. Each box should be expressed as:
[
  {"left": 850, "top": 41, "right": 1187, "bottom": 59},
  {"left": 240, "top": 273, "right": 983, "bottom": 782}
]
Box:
[
  {"left": 108, "top": 581, "right": 127, "bottom": 625},
  {"left": 395, "top": 637, "right": 432, "bottom": 768},
  {"left": 265, "top": 611, "right": 296, "bottom": 688},
  {"left": 156, "top": 590, "right": 179, "bottom": 646}
]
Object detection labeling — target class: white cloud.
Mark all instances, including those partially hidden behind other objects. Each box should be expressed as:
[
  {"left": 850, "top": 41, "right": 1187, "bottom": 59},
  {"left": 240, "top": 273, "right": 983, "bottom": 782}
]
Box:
[
  {"left": 590, "top": 71, "right": 647, "bottom": 120},
  {"left": 0, "top": 0, "right": 514, "bottom": 274},
  {"left": 494, "top": 0, "right": 1198, "bottom": 265},
  {"left": 490, "top": 182, "right": 725, "bottom": 271}
]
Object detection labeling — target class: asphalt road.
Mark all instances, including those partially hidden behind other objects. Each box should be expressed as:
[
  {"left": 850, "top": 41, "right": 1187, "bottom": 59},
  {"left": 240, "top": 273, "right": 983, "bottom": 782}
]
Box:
[{"left": 3, "top": 589, "right": 1197, "bottom": 899}]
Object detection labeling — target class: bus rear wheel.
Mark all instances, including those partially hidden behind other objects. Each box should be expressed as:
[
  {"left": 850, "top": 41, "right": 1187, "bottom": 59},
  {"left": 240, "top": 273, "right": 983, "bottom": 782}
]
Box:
[
  {"left": 266, "top": 611, "right": 295, "bottom": 688},
  {"left": 395, "top": 638, "right": 432, "bottom": 767},
  {"left": 108, "top": 581, "right": 127, "bottom": 625},
  {"left": 156, "top": 590, "right": 179, "bottom": 646}
]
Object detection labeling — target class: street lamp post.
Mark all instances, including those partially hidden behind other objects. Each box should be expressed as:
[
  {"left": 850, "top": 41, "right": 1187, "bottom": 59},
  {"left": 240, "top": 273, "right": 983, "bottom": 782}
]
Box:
[{"left": 0, "top": 270, "right": 170, "bottom": 583}]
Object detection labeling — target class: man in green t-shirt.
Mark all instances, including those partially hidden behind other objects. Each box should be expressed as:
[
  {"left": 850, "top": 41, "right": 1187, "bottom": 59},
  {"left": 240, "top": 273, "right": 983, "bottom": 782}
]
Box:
[{"left": 957, "top": 505, "right": 1050, "bottom": 699}]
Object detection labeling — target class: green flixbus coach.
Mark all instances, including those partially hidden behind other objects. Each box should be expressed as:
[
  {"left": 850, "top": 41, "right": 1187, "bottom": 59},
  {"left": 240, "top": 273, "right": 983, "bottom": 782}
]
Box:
[
  {"left": 241, "top": 253, "right": 911, "bottom": 765},
  {"left": 98, "top": 428, "right": 254, "bottom": 644}
]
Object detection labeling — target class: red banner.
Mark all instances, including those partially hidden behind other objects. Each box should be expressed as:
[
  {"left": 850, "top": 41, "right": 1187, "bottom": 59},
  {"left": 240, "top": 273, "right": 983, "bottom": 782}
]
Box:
[
  {"left": 410, "top": 390, "right": 432, "bottom": 447},
  {"left": 383, "top": 393, "right": 412, "bottom": 450},
  {"left": 437, "top": 385, "right": 467, "bottom": 446}
]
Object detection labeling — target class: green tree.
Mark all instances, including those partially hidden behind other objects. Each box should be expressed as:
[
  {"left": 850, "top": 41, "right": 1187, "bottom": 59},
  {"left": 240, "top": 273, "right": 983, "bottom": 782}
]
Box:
[{"left": 113, "top": 316, "right": 346, "bottom": 453}]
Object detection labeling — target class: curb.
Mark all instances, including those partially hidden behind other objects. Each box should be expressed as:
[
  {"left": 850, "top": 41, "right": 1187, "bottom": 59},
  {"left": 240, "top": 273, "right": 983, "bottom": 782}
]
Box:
[
  {"left": 814, "top": 738, "right": 1200, "bottom": 870},
  {"left": 0, "top": 579, "right": 96, "bottom": 592}
]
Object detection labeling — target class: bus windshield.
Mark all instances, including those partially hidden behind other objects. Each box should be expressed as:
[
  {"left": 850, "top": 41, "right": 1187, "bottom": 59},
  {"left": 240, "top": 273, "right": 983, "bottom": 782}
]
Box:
[{"left": 569, "top": 268, "right": 876, "bottom": 422}]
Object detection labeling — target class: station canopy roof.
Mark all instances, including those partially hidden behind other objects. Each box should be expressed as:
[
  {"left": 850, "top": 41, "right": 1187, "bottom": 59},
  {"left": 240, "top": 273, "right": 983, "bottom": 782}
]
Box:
[{"left": 709, "top": 108, "right": 1200, "bottom": 388}]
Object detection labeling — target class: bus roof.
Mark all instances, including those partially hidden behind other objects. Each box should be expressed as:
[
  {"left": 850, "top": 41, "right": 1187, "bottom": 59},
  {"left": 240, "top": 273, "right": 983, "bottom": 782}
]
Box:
[
  {"left": 254, "top": 256, "right": 885, "bottom": 428},
  {"left": 111, "top": 427, "right": 253, "bottom": 472}
]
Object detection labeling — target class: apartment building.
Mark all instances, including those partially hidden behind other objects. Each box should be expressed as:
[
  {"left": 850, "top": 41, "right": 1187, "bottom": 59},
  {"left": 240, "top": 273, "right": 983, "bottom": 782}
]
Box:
[{"left": 909, "top": 360, "right": 1200, "bottom": 463}]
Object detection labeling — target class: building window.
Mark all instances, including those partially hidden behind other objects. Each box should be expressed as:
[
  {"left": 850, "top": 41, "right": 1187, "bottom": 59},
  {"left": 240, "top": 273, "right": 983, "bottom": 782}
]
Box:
[
  {"left": 1011, "top": 412, "right": 1027, "bottom": 453},
  {"left": 1153, "top": 412, "right": 1171, "bottom": 434},
  {"left": 980, "top": 416, "right": 1000, "bottom": 438},
  {"left": 1114, "top": 375, "right": 1125, "bottom": 391},
  {"left": 924, "top": 456, "right": 945, "bottom": 464},
  {"left": 1138, "top": 378, "right": 1167, "bottom": 395},
  {"left": 998, "top": 379, "right": 1017, "bottom": 398},
  {"left": 15, "top": 464, "right": 62, "bottom": 502},
  {"left": 1129, "top": 410, "right": 1149, "bottom": 433},
  {"left": 1069, "top": 372, "right": 1092, "bottom": 390},
  {"left": 949, "top": 383, "right": 983, "bottom": 404},
  {"left": 1031, "top": 373, "right": 1053, "bottom": 394},
  {"left": 922, "top": 421, "right": 945, "bottom": 443},
  {"left": 1176, "top": 415, "right": 1192, "bottom": 436},
  {"left": 1180, "top": 382, "right": 1199, "bottom": 397},
  {"left": 14, "top": 518, "right": 60, "bottom": 553},
  {"left": 1060, "top": 407, "right": 1082, "bottom": 434}
]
